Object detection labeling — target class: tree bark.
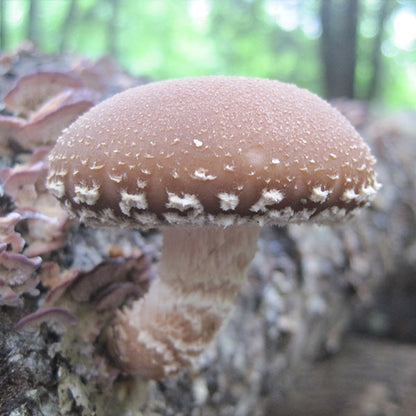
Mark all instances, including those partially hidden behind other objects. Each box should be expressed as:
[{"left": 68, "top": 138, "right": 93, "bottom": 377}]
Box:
[
  {"left": 320, "top": 0, "right": 359, "bottom": 99},
  {"left": 27, "top": 0, "right": 40, "bottom": 45},
  {"left": 0, "top": 0, "right": 6, "bottom": 50},
  {"left": 59, "top": 0, "right": 77, "bottom": 53},
  {"left": 1, "top": 48, "right": 415, "bottom": 416},
  {"left": 268, "top": 336, "right": 416, "bottom": 416},
  {"left": 366, "top": 0, "right": 392, "bottom": 101}
]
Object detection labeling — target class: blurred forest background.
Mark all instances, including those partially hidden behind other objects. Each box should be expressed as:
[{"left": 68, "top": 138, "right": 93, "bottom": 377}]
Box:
[
  {"left": 0, "top": 0, "right": 415, "bottom": 108},
  {"left": 1, "top": 2, "right": 416, "bottom": 414}
]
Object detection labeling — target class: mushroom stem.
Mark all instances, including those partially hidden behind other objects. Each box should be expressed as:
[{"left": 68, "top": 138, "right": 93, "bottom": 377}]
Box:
[{"left": 107, "top": 225, "right": 260, "bottom": 379}]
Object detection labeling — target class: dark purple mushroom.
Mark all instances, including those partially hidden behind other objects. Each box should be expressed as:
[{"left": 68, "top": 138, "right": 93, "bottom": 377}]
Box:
[
  {"left": 69, "top": 254, "right": 153, "bottom": 303},
  {"left": 14, "top": 307, "right": 77, "bottom": 331},
  {"left": 0, "top": 115, "right": 26, "bottom": 154},
  {"left": 0, "top": 213, "right": 25, "bottom": 252},
  {"left": 0, "top": 278, "right": 20, "bottom": 307}
]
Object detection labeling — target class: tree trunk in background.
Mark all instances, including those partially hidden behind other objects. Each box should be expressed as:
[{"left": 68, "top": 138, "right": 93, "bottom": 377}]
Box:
[
  {"left": 59, "top": 0, "right": 77, "bottom": 53},
  {"left": 27, "top": 0, "right": 40, "bottom": 45},
  {"left": 0, "top": 0, "right": 5, "bottom": 49},
  {"left": 107, "top": 0, "right": 119, "bottom": 59},
  {"left": 320, "top": 0, "right": 359, "bottom": 99},
  {"left": 366, "top": 0, "right": 392, "bottom": 101}
]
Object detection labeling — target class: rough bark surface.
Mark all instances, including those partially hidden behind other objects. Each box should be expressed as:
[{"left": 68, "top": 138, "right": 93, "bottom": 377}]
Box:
[{"left": 1, "top": 47, "right": 415, "bottom": 416}]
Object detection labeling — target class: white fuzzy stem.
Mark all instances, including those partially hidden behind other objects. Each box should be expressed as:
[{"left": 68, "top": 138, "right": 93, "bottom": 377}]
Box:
[{"left": 107, "top": 225, "right": 260, "bottom": 379}]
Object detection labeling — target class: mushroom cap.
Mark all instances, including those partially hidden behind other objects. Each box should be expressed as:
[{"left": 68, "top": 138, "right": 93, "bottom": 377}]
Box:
[
  {"left": 47, "top": 76, "right": 380, "bottom": 228},
  {"left": 3, "top": 71, "right": 84, "bottom": 117}
]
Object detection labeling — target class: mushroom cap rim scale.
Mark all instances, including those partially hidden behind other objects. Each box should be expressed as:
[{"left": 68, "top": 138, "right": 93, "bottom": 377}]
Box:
[{"left": 47, "top": 75, "right": 380, "bottom": 228}]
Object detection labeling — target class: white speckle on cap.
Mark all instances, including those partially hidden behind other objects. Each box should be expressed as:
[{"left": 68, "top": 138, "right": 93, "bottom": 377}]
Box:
[
  {"left": 312, "top": 206, "right": 348, "bottom": 223},
  {"left": 136, "top": 179, "right": 147, "bottom": 189},
  {"left": 191, "top": 168, "right": 217, "bottom": 181},
  {"left": 102, "top": 208, "right": 120, "bottom": 222},
  {"left": 47, "top": 179, "right": 65, "bottom": 198},
  {"left": 260, "top": 206, "right": 316, "bottom": 225},
  {"left": 119, "top": 191, "right": 148, "bottom": 215},
  {"left": 132, "top": 212, "right": 159, "bottom": 227},
  {"left": 54, "top": 168, "right": 68, "bottom": 177},
  {"left": 266, "top": 206, "right": 295, "bottom": 222},
  {"left": 250, "top": 189, "right": 284, "bottom": 212},
  {"left": 310, "top": 186, "right": 330, "bottom": 203},
  {"left": 78, "top": 208, "right": 100, "bottom": 224},
  {"left": 292, "top": 208, "right": 316, "bottom": 222},
  {"left": 357, "top": 183, "right": 380, "bottom": 202},
  {"left": 166, "top": 192, "right": 203, "bottom": 212},
  {"left": 271, "top": 158, "right": 280, "bottom": 165},
  {"left": 193, "top": 139, "right": 203, "bottom": 147},
  {"left": 207, "top": 214, "right": 244, "bottom": 227},
  {"left": 171, "top": 170, "right": 180, "bottom": 179},
  {"left": 108, "top": 173, "right": 123, "bottom": 183},
  {"left": 341, "top": 188, "right": 359, "bottom": 202},
  {"left": 73, "top": 183, "right": 100, "bottom": 205},
  {"left": 90, "top": 162, "right": 105, "bottom": 170},
  {"left": 163, "top": 212, "right": 205, "bottom": 225},
  {"left": 78, "top": 207, "right": 119, "bottom": 226},
  {"left": 218, "top": 193, "right": 239, "bottom": 211}
]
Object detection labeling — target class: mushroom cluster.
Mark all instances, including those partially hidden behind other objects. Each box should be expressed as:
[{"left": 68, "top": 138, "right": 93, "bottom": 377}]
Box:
[
  {"left": 0, "top": 61, "right": 144, "bottom": 309},
  {"left": 13, "top": 252, "right": 153, "bottom": 335},
  {"left": 0, "top": 70, "right": 99, "bottom": 153},
  {"left": 47, "top": 76, "right": 381, "bottom": 379},
  {"left": 0, "top": 147, "right": 70, "bottom": 306},
  {"left": 0, "top": 69, "right": 96, "bottom": 307}
]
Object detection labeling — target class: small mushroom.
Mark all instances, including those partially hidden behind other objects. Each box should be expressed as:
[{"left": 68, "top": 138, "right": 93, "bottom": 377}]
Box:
[
  {"left": 0, "top": 212, "right": 25, "bottom": 252},
  {"left": 40, "top": 264, "right": 81, "bottom": 305},
  {"left": 69, "top": 254, "right": 153, "bottom": 303},
  {"left": 47, "top": 76, "right": 381, "bottom": 379},
  {"left": 0, "top": 248, "right": 42, "bottom": 284},
  {"left": 14, "top": 307, "right": 77, "bottom": 332},
  {"left": 28, "top": 88, "right": 100, "bottom": 121},
  {"left": 0, "top": 278, "right": 20, "bottom": 307},
  {"left": 1, "top": 153, "right": 70, "bottom": 256},
  {"left": 1, "top": 161, "right": 46, "bottom": 206},
  {"left": 3, "top": 71, "right": 84, "bottom": 117},
  {"left": 14, "top": 88, "right": 100, "bottom": 150},
  {"left": 0, "top": 245, "right": 41, "bottom": 302},
  {"left": 0, "top": 115, "right": 26, "bottom": 154}
]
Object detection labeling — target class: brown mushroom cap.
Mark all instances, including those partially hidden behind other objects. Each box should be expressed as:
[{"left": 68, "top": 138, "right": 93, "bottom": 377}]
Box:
[{"left": 47, "top": 76, "right": 380, "bottom": 228}]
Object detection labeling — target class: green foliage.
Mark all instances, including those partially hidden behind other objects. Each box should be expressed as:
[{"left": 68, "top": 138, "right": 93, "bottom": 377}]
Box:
[{"left": 0, "top": 0, "right": 414, "bottom": 108}]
